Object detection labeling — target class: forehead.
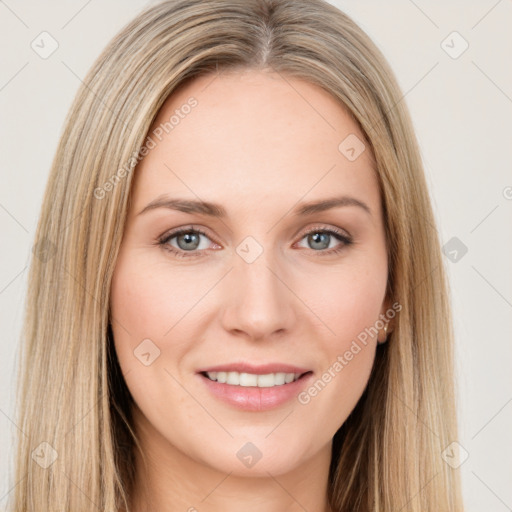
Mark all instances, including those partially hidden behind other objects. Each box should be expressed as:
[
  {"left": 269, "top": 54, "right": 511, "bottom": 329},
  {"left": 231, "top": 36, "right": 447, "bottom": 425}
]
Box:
[{"left": 131, "top": 69, "right": 380, "bottom": 219}]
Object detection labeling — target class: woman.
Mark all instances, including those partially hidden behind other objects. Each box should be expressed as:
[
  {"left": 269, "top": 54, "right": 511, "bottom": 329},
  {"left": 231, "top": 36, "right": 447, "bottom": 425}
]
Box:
[{"left": 11, "top": 0, "right": 464, "bottom": 510}]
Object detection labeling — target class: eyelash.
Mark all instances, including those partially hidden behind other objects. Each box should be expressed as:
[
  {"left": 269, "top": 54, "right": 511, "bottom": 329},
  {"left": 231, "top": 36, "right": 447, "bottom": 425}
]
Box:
[{"left": 157, "top": 224, "right": 353, "bottom": 259}]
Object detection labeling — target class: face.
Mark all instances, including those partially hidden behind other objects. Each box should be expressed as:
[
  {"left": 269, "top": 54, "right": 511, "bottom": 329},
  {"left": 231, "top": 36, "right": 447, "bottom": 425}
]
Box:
[{"left": 110, "top": 69, "right": 390, "bottom": 478}]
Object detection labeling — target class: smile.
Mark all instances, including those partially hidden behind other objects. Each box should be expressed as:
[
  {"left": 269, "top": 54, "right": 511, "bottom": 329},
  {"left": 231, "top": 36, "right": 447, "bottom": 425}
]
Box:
[{"left": 198, "top": 370, "right": 314, "bottom": 411}]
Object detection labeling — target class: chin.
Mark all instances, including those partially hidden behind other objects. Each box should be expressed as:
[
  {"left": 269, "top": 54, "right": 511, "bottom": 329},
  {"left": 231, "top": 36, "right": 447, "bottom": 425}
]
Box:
[{"left": 196, "top": 437, "right": 312, "bottom": 477}]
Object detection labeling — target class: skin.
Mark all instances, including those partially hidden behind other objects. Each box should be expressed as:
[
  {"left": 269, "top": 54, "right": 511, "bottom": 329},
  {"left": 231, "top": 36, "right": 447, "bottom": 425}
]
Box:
[{"left": 110, "top": 68, "right": 392, "bottom": 512}]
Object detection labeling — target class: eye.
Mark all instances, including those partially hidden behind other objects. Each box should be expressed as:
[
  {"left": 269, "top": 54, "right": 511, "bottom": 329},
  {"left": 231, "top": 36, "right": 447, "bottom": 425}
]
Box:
[
  {"left": 295, "top": 226, "right": 353, "bottom": 255},
  {"left": 158, "top": 226, "right": 218, "bottom": 258}
]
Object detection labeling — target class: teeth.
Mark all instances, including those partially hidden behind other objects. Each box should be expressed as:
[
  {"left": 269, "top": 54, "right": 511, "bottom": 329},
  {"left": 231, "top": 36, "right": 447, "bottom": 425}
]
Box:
[
  {"left": 239, "top": 373, "right": 258, "bottom": 386},
  {"left": 205, "top": 371, "right": 302, "bottom": 387},
  {"left": 284, "top": 373, "right": 295, "bottom": 384},
  {"left": 226, "top": 372, "right": 240, "bottom": 385}
]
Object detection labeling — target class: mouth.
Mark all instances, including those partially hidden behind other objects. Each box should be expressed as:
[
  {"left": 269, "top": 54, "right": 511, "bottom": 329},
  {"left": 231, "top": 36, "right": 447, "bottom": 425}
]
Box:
[
  {"left": 199, "top": 370, "right": 313, "bottom": 388},
  {"left": 197, "top": 369, "right": 315, "bottom": 411},
  {"left": 195, "top": 362, "right": 314, "bottom": 411}
]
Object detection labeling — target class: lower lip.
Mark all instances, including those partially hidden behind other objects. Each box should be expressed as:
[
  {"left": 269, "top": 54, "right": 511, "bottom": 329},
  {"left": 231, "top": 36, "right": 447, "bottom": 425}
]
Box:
[{"left": 198, "top": 372, "right": 314, "bottom": 412}]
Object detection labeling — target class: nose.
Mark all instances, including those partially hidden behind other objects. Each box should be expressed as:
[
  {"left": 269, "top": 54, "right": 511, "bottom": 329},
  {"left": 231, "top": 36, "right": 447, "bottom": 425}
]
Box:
[{"left": 221, "top": 247, "right": 297, "bottom": 341}]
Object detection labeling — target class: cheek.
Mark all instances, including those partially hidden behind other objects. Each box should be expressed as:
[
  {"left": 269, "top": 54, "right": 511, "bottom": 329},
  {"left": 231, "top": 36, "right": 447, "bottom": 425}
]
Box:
[
  {"left": 110, "top": 253, "right": 203, "bottom": 340},
  {"left": 333, "top": 275, "right": 384, "bottom": 342},
  {"left": 110, "top": 253, "right": 166, "bottom": 376},
  {"left": 304, "top": 256, "right": 387, "bottom": 346},
  {"left": 294, "top": 257, "right": 386, "bottom": 420},
  {"left": 109, "top": 252, "right": 215, "bottom": 384},
  {"left": 109, "top": 254, "right": 189, "bottom": 419}
]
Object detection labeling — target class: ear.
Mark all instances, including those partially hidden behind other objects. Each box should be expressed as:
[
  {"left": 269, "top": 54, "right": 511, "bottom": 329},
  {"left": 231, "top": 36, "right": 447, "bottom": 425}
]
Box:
[
  {"left": 377, "top": 296, "right": 397, "bottom": 344},
  {"left": 379, "top": 298, "right": 394, "bottom": 332}
]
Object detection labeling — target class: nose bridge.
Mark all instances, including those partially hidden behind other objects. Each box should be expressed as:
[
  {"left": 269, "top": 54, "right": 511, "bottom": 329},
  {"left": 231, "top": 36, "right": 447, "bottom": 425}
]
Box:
[{"left": 222, "top": 237, "right": 295, "bottom": 339}]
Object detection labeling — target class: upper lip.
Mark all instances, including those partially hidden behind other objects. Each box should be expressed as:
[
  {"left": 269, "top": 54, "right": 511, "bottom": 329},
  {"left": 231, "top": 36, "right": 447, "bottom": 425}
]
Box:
[{"left": 197, "top": 362, "right": 312, "bottom": 375}]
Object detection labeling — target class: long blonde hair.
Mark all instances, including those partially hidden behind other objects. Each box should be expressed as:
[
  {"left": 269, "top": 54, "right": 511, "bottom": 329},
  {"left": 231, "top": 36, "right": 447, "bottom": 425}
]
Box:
[{"left": 10, "top": 0, "right": 463, "bottom": 510}]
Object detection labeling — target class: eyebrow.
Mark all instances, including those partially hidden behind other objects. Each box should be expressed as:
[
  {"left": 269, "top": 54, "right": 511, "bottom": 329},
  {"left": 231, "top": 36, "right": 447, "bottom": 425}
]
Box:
[{"left": 137, "top": 194, "right": 372, "bottom": 218}]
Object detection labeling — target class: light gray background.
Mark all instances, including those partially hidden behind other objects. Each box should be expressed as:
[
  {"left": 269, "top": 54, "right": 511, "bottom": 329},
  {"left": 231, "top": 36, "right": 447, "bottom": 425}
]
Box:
[{"left": 1, "top": 1, "right": 511, "bottom": 510}]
